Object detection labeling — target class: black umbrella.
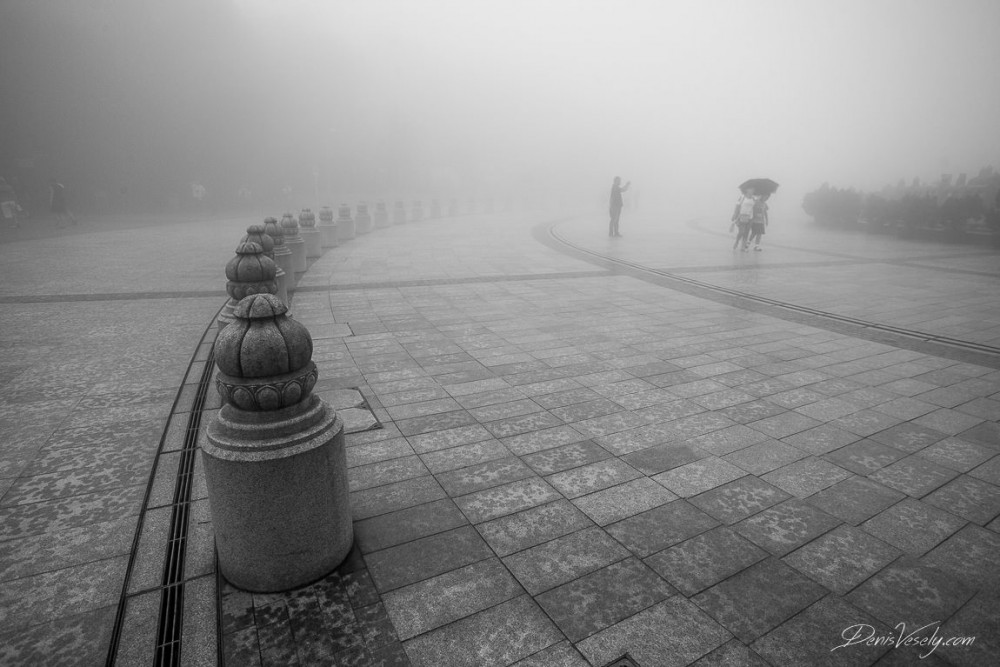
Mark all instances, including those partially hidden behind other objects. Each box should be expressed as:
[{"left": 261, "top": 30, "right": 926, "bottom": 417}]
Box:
[{"left": 739, "top": 178, "right": 779, "bottom": 197}]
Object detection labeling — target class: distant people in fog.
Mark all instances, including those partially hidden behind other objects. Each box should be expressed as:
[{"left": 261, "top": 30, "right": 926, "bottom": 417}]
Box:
[
  {"left": 609, "top": 176, "right": 631, "bottom": 237},
  {"left": 1, "top": 177, "right": 21, "bottom": 228},
  {"left": 749, "top": 194, "right": 769, "bottom": 251},
  {"left": 731, "top": 187, "right": 755, "bottom": 251},
  {"left": 49, "top": 178, "right": 76, "bottom": 227}
]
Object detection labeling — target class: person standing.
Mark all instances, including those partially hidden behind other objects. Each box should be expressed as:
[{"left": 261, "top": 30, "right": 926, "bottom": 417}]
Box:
[
  {"left": 49, "top": 178, "right": 77, "bottom": 227},
  {"left": 1, "top": 177, "right": 21, "bottom": 228},
  {"left": 609, "top": 176, "right": 630, "bottom": 237},
  {"left": 730, "top": 187, "right": 755, "bottom": 251},
  {"left": 748, "top": 194, "right": 769, "bottom": 251}
]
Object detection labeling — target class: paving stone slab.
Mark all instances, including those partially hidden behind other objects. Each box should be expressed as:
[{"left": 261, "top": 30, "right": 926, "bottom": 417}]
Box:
[
  {"left": 365, "top": 525, "right": 494, "bottom": 593},
  {"left": 475, "top": 499, "right": 593, "bottom": 557},
  {"left": 870, "top": 455, "right": 960, "bottom": 498},
  {"left": 595, "top": 421, "right": 684, "bottom": 456},
  {"left": 761, "top": 457, "right": 852, "bottom": 498},
  {"left": 690, "top": 639, "right": 771, "bottom": 667},
  {"left": 782, "top": 524, "right": 902, "bottom": 595},
  {"left": 689, "top": 475, "right": 792, "bottom": 525},
  {"left": 0, "top": 555, "right": 127, "bottom": 634},
  {"left": 652, "top": 457, "right": 748, "bottom": 498},
  {"left": 510, "top": 640, "right": 589, "bottom": 667},
  {"left": 546, "top": 458, "right": 642, "bottom": 499},
  {"left": 536, "top": 557, "right": 675, "bottom": 642},
  {"left": 382, "top": 557, "right": 521, "bottom": 640},
  {"left": 922, "top": 475, "right": 1000, "bottom": 525},
  {"left": 454, "top": 476, "right": 561, "bottom": 524},
  {"left": 724, "top": 439, "right": 808, "bottom": 476},
  {"left": 781, "top": 423, "right": 862, "bottom": 456},
  {"left": 502, "top": 424, "right": 590, "bottom": 456},
  {"left": 867, "top": 422, "right": 949, "bottom": 453},
  {"left": 861, "top": 498, "right": 967, "bottom": 555},
  {"left": 937, "top": 591, "right": 1000, "bottom": 666},
  {"left": 575, "top": 596, "right": 732, "bottom": 667},
  {"left": 434, "top": 456, "right": 534, "bottom": 497},
  {"left": 846, "top": 559, "right": 976, "bottom": 630},
  {"left": 350, "top": 475, "right": 447, "bottom": 521},
  {"left": 921, "top": 523, "right": 1000, "bottom": 591},
  {"left": 607, "top": 499, "right": 720, "bottom": 558},
  {"left": 502, "top": 526, "right": 630, "bottom": 595},
  {"left": 354, "top": 498, "right": 468, "bottom": 554},
  {"left": 572, "top": 476, "right": 678, "bottom": 526},
  {"left": 822, "top": 438, "right": 907, "bottom": 476},
  {"left": 692, "top": 558, "right": 827, "bottom": 643},
  {"left": 806, "top": 475, "right": 906, "bottom": 526},
  {"left": 521, "top": 439, "right": 611, "bottom": 476},
  {"left": 751, "top": 595, "right": 892, "bottom": 666},
  {"left": 402, "top": 595, "right": 562, "bottom": 667},
  {"left": 0, "top": 605, "right": 116, "bottom": 667},
  {"left": 733, "top": 498, "right": 842, "bottom": 557},
  {"left": 418, "top": 438, "right": 510, "bottom": 474},
  {"left": 643, "top": 526, "right": 768, "bottom": 597},
  {"left": 915, "top": 437, "right": 997, "bottom": 473}
]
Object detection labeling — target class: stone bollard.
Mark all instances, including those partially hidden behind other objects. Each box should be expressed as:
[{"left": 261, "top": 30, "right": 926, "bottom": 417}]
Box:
[
  {"left": 318, "top": 206, "right": 338, "bottom": 249},
  {"left": 374, "top": 200, "right": 389, "bottom": 228},
  {"left": 299, "top": 208, "right": 322, "bottom": 260},
  {"left": 393, "top": 200, "right": 406, "bottom": 224},
  {"left": 355, "top": 202, "right": 372, "bottom": 235},
  {"left": 263, "top": 217, "right": 293, "bottom": 299},
  {"left": 241, "top": 224, "right": 287, "bottom": 307},
  {"left": 218, "top": 241, "right": 278, "bottom": 330},
  {"left": 281, "top": 213, "right": 307, "bottom": 276},
  {"left": 412, "top": 200, "right": 424, "bottom": 222},
  {"left": 203, "top": 293, "right": 352, "bottom": 592},
  {"left": 430, "top": 199, "right": 441, "bottom": 219},
  {"left": 448, "top": 198, "right": 458, "bottom": 217},
  {"left": 337, "top": 203, "right": 356, "bottom": 241}
]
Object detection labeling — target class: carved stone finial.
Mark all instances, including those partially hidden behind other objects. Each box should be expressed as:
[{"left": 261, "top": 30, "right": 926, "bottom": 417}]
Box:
[
  {"left": 224, "top": 242, "right": 277, "bottom": 301},
  {"left": 214, "top": 293, "right": 316, "bottom": 411}
]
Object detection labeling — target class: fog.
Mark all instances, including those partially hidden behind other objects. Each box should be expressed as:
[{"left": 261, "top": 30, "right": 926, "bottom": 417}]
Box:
[{"left": 2, "top": 0, "right": 998, "bottom": 222}]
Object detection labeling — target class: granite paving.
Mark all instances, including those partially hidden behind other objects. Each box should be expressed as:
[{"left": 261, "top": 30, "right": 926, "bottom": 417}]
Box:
[{"left": 3, "top": 209, "right": 1000, "bottom": 665}]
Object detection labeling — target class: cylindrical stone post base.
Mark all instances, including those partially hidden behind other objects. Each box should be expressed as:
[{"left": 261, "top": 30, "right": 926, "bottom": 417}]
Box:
[
  {"left": 274, "top": 250, "right": 294, "bottom": 294},
  {"left": 319, "top": 224, "right": 338, "bottom": 248},
  {"left": 275, "top": 267, "right": 290, "bottom": 304},
  {"left": 338, "top": 218, "right": 356, "bottom": 241},
  {"left": 301, "top": 228, "right": 322, "bottom": 259},
  {"left": 202, "top": 395, "right": 352, "bottom": 592},
  {"left": 374, "top": 203, "right": 389, "bottom": 228},
  {"left": 287, "top": 238, "right": 307, "bottom": 275}
]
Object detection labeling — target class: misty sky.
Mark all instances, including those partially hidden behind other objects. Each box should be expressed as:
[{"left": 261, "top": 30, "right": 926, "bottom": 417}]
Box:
[{"left": 1, "top": 0, "right": 998, "bottom": 219}]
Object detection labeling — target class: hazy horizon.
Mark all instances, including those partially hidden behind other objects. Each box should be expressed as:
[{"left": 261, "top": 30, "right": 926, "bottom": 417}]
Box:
[{"left": 1, "top": 0, "right": 998, "bottom": 222}]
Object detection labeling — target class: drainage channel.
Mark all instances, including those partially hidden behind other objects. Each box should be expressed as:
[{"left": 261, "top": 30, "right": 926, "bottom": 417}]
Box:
[
  {"left": 542, "top": 221, "right": 1000, "bottom": 367},
  {"left": 105, "top": 309, "right": 220, "bottom": 667}
]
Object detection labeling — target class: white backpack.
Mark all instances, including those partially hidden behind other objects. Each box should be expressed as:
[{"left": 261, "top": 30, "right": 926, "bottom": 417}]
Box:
[{"left": 738, "top": 196, "right": 755, "bottom": 222}]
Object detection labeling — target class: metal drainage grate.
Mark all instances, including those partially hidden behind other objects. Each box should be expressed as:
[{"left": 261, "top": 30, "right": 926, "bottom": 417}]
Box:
[
  {"left": 603, "top": 655, "right": 640, "bottom": 667},
  {"left": 153, "top": 343, "right": 215, "bottom": 666}
]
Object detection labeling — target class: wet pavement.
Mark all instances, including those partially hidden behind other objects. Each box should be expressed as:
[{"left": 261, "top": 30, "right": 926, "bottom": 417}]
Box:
[{"left": 1, "top": 208, "right": 998, "bottom": 666}]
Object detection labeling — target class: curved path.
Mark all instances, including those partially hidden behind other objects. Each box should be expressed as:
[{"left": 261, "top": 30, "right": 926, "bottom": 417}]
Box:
[{"left": 549, "top": 213, "right": 1000, "bottom": 358}]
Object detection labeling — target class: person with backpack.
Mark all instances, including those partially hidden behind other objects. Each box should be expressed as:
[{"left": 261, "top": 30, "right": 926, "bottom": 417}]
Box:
[
  {"left": 748, "top": 194, "right": 770, "bottom": 251},
  {"left": 730, "top": 187, "right": 755, "bottom": 251}
]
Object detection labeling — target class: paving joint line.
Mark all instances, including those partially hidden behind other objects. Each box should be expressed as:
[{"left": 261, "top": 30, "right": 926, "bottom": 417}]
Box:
[
  {"left": 540, "top": 219, "right": 1000, "bottom": 369},
  {"left": 0, "top": 291, "right": 226, "bottom": 304},
  {"left": 293, "top": 270, "right": 611, "bottom": 293}
]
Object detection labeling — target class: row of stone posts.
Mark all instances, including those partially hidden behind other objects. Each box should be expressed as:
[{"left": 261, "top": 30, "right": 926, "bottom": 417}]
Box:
[{"left": 204, "top": 195, "right": 467, "bottom": 592}]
